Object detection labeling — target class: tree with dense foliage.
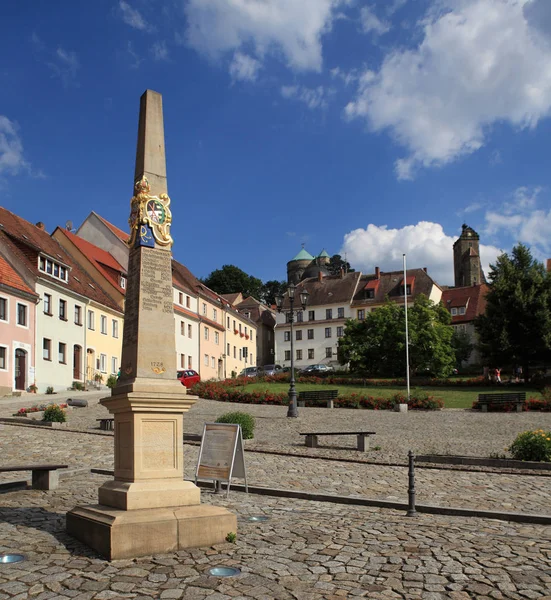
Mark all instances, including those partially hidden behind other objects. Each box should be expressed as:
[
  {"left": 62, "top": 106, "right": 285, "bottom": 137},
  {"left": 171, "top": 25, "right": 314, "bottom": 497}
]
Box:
[
  {"left": 451, "top": 329, "right": 474, "bottom": 369},
  {"left": 337, "top": 295, "right": 455, "bottom": 377},
  {"left": 202, "top": 265, "right": 264, "bottom": 299},
  {"left": 327, "top": 254, "right": 355, "bottom": 276},
  {"left": 475, "top": 244, "right": 551, "bottom": 380},
  {"left": 261, "top": 280, "right": 288, "bottom": 306}
]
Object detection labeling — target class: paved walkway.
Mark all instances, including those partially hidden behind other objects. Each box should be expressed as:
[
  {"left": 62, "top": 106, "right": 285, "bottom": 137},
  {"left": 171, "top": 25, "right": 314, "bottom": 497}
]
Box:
[{"left": 0, "top": 391, "right": 551, "bottom": 598}]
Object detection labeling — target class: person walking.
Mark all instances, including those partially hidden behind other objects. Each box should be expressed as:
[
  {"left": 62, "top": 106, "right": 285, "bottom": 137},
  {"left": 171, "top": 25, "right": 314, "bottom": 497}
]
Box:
[{"left": 495, "top": 367, "right": 501, "bottom": 384}]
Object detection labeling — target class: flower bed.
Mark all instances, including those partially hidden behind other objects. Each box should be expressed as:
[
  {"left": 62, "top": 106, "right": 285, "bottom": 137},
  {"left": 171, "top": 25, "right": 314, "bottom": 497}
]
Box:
[
  {"left": 14, "top": 403, "right": 68, "bottom": 417},
  {"left": 191, "top": 382, "right": 443, "bottom": 410}
]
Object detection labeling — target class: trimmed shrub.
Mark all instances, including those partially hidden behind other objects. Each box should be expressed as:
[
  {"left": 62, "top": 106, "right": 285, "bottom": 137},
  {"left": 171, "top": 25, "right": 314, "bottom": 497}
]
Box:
[
  {"left": 46, "top": 386, "right": 55, "bottom": 395},
  {"left": 216, "top": 411, "right": 255, "bottom": 439},
  {"left": 106, "top": 374, "right": 118, "bottom": 389},
  {"left": 42, "top": 404, "right": 67, "bottom": 423},
  {"left": 509, "top": 430, "right": 551, "bottom": 462},
  {"left": 72, "top": 381, "right": 85, "bottom": 391}
]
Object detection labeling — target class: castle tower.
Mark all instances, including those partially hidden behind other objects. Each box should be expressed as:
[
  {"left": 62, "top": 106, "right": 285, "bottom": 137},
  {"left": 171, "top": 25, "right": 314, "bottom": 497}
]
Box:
[
  {"left": 287, "top": 246, "right": 315, "bottom": 284},
  {"left": 317, "top": 249, "right": 331, "bottom": 266},
  {"left": 453, "top": 224, "right": 485, "bottom": 287}
]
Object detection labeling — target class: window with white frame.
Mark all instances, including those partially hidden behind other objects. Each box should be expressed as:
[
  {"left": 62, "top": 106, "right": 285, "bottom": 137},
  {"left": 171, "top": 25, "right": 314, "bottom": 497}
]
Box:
[
  {"left": 101, "top": 315, "right": 107, "bottom": 334},
  {"left": 326, "top": 309, "right": 333, "bottom": 320},
  {"left": 357, "top": 309, "right": 365, "bottom": 320},
  {"left": 204, "top": 354, "right": 209, "bottom": 366},
  {"left": 120, "top": 276, "right": 126, "bottom": 289},
  {"left": 74, "top": 305, "right": 82, "bottom": 325},
  {"left": 59, "top": 299, "right": 67, "bottom": 320},
  {"left": 87, "top": 310, "right": 95, "bottom": 330},
  {"left": 459, "top": 307, "right": 466, "bottom": 315},
  {"left": 296, "top": 330, "right": 302, "bottom": 340},
  {"left": 296, "top": 349, "right": 302, "bottom": 360},
  {"left": 0, "top": 346, "right": 7, "bottom": 370},
  {"left": 308, "top": 349, "right": 314, "bottom": 360},
  {"left": 188, "top": 324, "right": 192, "bottom": 338},
  {"left": 239, "top": 348, "right": 242, "bottom": 360},
  {"left": 325, "top": 347, "right": 332, "bottom": 358},
  {"left": 44, "top": 293, "right": 52, "bottom": 315},
  {"left": 38, "top": 256, "right": 68, "bottom": 282},
  {"left": 337, "top": 326, "right": 344, "bottom": 337},
  {"left": 308, "top": 310, "right": 315, "bottom": 321},
  {"left": 179, "top": 292, "right": 183, "bottom": 304},
  {"left": 296, "top": 311, "right": 303, "bottom": 323},
  {"left": 284, "top": 331, "right": 290, "bottom": 342},
  {"left": 43, "top": 338, "right": 51, "bottom": 361},
  {"left": 215, "top": 331, "right": 219, "bottom": 344},
  {"left": 233, "top": 346, "right": 236, "bottom": 358},
  {"left": 112, "top": 319, "right": 119, "bottom": 338},
  {"left": 213, "top": 308, "right": 217, "bottom": 321},
  {"left": 250, "top": 330, "right": 253, "bottom": 342},
  {"left": 227, "top": 343, "right": 230, "bottom": 355},
  {"left": 58, "top": 342, "right": 66, "bottom": 363},
  {"left": 180, "top": 321, "right": 185, "bottom": 336},
  {"left": 451, "top": 308, "right": 457, "bottom": 315},
  {"left": 325, "top": 327, "right": 332, "bottom": 338},
  {"left": 17, "top": 303, "right": 27, "bottom": 327},
  {"left": 211, "top": 356, "right": 215, "bottom": 368},
  {"left": 307, "top": 329, "right": 314, "bottom": 340},
  {"left": 0, "top": 297, "right": 6, "bottom": 321},
  {"left": 285, "top": 350, "right": 291, "bottom": 361},
  {"left": 204, "top": 327, "right": 209, "bottom": 340},
  {"left": 100, "top": 353, "right": 107, "bottom": 373},
  {"left": 338, "top": 307, "right": 344, "bottom": 318},
  {"left": 186, "top": 296, "right": 190, "bottom": 308},
  {"left": 202, "top": 303, "right": 207, "bottom": 315},
  {"left": 112, "top": 356, "right": 118, "bottom": 374},
  {"left": 180, "top": 354, "right": 185, "bottom": 368}
]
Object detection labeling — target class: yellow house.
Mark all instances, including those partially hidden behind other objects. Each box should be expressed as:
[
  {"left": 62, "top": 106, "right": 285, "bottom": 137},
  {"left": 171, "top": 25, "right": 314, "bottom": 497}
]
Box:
[
  {"left": 224, "top": 303, "right": 257, "bottom": 378},
  {"left": 196, "top": 283, "right": 226, "bottom": 380}
]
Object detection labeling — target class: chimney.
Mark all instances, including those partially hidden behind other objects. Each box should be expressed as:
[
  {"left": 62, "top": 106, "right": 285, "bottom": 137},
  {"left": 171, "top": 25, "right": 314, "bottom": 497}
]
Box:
[
  {"left": 318, "top": 270, "right": 323, "bottom": 282},
  {"left": 35, "top": 222, "right": 45, "bottom": 230},
  {"left": 375, "top": 266, "right": 380, "bottom": 279},
  {"left": 423, "top": 267, "right": 427, "bottom": 273},
  {"left": 340, "top": 267, "right": 344, "bottom": 279}
]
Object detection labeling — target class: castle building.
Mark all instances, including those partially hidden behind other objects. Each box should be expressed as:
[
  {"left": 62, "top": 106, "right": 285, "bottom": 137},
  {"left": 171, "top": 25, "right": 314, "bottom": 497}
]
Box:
[{"left": 453, "top": 224, "right": 486, "bottom": 287}]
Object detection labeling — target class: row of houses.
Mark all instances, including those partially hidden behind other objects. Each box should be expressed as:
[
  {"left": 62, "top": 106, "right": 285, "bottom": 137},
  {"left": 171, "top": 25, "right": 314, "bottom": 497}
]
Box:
[{"left": 0, "top": 207, "right": 276, "bottom": 395}]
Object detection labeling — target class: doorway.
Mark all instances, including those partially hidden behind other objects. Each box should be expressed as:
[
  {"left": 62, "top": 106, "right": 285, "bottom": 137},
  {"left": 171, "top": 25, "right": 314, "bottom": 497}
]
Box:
[
  {"left": 73, "top": 345, "right": 82, "bottom": 380},
  {"left": 15, "top": 349, "right": 26, "bottom": 391}
]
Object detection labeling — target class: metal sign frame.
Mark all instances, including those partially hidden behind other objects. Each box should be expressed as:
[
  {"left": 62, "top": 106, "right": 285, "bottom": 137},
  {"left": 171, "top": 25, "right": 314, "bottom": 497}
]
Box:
[{"left": 195, "top": 423, "right": 248, "bottom": 498}]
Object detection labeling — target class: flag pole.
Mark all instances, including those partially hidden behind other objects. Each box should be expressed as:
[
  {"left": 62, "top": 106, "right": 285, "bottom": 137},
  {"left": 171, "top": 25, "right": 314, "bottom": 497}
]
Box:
[{"left": 403, "top": 253, "right": 411, "bottom": 402}]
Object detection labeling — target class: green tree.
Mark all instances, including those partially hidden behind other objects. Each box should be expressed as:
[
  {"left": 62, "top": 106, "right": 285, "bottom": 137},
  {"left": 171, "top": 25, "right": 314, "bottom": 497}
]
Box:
[
  {"left": 261, "top": 280, "right": 287, "bottom": 306},
  {"left": 327, "top": 254, "right": 355, "bottom": 276},
  {"left": 451, "top": 329, "right": 474, "bottom": 369},
  {"left": 202, "top": 265, "right": 264, "bottom": 299},
  {"left": 475, "top": 244, "right": 551, "bottom": 380},
  {"left": 338, "top": 295, "right": 455, "bottom": 377}
]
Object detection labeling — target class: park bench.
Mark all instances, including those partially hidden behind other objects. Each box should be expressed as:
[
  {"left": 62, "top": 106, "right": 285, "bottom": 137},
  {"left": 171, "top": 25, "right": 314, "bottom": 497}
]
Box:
[
  {"left": 97, "top": 418, "right": 114, "bottom": 430},
  {"left": 477, "top": 392, "right": 526, "bottom": 413},
  {"left": 299, "top": 431, "right": 376, "bottom": 452},
  {"left": 298, "top": 389, "right": 339, "bottom": 408},
  {"left": 0, "top": 464, "right": 68, "bottom": 490}
]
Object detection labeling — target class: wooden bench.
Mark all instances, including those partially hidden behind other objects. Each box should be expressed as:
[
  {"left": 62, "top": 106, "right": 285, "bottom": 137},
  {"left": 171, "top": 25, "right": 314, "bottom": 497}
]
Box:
[
  {"left": 97, "top": 418, "right": 114, "bottom": 430},
  {"left": 477, "top": 392, "right": 526, "bottom": 413},
  {"left": 0, "top": 465, "right": 68, "bottom": 490},
  {"left": 299, "top": 431, "right": 376, "bottom": 452},
  {"left": 298, "top": 389, "right": 339, "bottom": 408}
]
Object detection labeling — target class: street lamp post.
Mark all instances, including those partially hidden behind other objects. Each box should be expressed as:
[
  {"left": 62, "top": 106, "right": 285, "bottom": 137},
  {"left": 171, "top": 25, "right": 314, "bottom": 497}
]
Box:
[{"left": 275, "top": 283, "right": 309, "bottom": 418}]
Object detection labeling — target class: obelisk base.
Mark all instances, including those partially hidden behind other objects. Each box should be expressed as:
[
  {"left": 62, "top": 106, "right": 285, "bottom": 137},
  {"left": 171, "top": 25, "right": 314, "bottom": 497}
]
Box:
[
  {"left": 67, "top": 504, "right": 237, "bottom": 560},
  {"left": 98, "top": 479, "right": 200, "bottom": 510}
]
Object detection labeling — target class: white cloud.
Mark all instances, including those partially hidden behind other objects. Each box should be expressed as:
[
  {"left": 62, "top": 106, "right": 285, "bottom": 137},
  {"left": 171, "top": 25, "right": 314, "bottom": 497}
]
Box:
[
  {"left": 0, "top": 116, "right": 29, "bottom": 177},
  {"left": 330, "top": 67, "right": 359, "bottom": 86},
  {"left": 345, "top": 0, "right": 551, "bottom": 179},
  {"left": 340, "top": 221, "right": 501, "bottom": 286},
  {"left": 360, "top": 6, "right": 390, "bottom": 35},
  {"left": 462, "top": 202, "right": 484, "bottom": 214},
  {"left": 281, "top": 85, "right": 334, "bottom": 110},
  {"left": 229, "top": 52, "right": 261, "bottom": 82},
  {"left": 183, "top": 0, "right": 346, "bottom": 73},
  {"left": 151, "top": 41, "right": 169, "bottom": 61},
  {"left": 126, "top": 41, "right": 142, "bottom": 69},
  {"left": 47, "top": 47, "right": 80, "bottom": 87},
  {"left": 119, "top": 1, "right": 149, "bottom": 31}
]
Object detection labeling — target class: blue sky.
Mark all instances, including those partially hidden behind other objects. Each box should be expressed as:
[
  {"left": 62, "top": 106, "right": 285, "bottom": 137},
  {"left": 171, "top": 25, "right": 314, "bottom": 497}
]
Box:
[{"left": 2, "top": 0, "right": 551, "bottom": 286}]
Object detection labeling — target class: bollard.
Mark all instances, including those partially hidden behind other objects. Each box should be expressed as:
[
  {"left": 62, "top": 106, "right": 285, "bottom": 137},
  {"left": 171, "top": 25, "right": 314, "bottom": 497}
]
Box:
[
  {"left": 406, "top": 450, "right": 417, "bottom": 517},
  {"left": 214, "top": 480, "right": 223, "bottom": 494}
]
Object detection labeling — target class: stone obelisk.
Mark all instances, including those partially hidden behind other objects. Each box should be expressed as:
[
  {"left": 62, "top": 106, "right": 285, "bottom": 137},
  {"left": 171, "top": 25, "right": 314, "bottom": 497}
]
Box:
[{"left": 67, "top": 90, "right": 236, "bottom": 560}]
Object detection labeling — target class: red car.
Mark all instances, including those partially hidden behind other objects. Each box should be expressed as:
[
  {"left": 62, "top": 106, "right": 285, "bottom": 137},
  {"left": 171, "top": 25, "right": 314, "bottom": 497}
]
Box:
[{"left": 177, "top": 370, "right": 200, "bottom": 389}]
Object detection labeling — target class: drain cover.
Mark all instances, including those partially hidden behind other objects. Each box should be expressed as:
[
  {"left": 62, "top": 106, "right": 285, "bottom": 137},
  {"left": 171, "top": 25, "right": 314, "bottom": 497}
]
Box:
[
  {"left": 0, "top": 554, "right": 25, "bottom": 564},
  {"left": 247, "top": 515, "right": 270, "bottom": 522},
  {"left": 208, "top": 566, "right": 241, "bottom": 577}
]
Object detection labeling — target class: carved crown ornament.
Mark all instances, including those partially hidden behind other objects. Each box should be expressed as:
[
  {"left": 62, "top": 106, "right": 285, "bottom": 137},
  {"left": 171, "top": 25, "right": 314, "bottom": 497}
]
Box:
[{"left": 128, "top": 176, "right": 174, "bottom": 248}]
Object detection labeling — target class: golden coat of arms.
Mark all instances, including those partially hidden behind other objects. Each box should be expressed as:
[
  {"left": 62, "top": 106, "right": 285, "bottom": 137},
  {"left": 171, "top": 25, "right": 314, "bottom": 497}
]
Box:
[{"left": 128, "top": 176, "right": 173, "bottom": 248}]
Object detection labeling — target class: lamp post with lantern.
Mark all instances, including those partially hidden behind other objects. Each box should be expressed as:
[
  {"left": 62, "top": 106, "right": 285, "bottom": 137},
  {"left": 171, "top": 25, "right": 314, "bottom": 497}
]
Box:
[{"left": 275, "top": 283, "right": 310, "bottom": 418}]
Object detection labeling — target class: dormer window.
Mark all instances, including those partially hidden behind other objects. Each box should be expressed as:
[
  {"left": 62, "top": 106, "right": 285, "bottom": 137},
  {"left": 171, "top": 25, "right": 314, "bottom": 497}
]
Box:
[
  {"left": 459, "top": 307, "right": 466, "bottom": 315},
  {"left": 38, "top": 256, "right": 68, "bottom": 283},
  {"left": 400, "top": 284, "right": 412, "bottom": 295},
  {"left": 366, "top": 289, "right": 375, "bottom": 299},
  {"left": 451, "top": 308, "right": 457, "bottom": 315},
  {"left": 120, "top": 276, "right": 127, "bottom": 289}
]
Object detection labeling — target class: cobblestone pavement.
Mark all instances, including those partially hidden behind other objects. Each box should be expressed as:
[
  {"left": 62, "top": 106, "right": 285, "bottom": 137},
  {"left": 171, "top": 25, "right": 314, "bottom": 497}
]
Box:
[
  {"left": 1, "top": 392, "right": 551, "bottom": 598},
  {"left": 1, "top": 473, "right": 551, "bottom": 599}
]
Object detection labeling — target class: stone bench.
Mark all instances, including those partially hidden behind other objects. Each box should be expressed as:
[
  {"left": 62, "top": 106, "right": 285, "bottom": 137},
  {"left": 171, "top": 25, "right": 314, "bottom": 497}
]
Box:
[
  {"left": 97, "top": 418, "right": 114, "bottom": 430},
  {"left": 298, "top": 389, "right": 339, "bottom": 408},
  {"left": 0, "top": 465, "right": 68, "bottom": 490},
  {"left": 477, "top": 392, "right": 526, "bottom": 412},
  {"left": 299, "top": 431, "right": 376, "bottom": 452}
]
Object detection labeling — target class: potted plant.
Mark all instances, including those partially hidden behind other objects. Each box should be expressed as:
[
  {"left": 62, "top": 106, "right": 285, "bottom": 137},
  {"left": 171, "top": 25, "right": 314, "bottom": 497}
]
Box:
[{"left": 28, "top": 383, "right": 38, "bottom": 394}]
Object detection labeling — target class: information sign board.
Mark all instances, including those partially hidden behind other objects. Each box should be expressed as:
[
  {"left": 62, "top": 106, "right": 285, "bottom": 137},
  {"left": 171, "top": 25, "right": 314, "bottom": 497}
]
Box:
[{"left": 195, "top": 423, "right": 247, "bottom": 497}]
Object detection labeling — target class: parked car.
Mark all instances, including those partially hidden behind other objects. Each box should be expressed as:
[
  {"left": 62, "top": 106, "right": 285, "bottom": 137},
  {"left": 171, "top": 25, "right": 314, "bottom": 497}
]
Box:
[
  {"left": 177, "top": 369, "right": 201, "bottom": 388},
  {"left": 262, "top": 364, "right": 283, "bottom": 376},
  {"left": 239, "top": 366, "right": 262, "bottom": 377},
  {"left": 300, "top": 364, "right": 334, "bottom": 374}
]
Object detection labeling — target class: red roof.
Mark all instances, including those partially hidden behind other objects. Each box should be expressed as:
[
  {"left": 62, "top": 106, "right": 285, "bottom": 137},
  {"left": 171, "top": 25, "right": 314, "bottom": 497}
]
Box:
[
  {"left": 0, "top": 207, "right": 122, "bottom": 313},
  {"left": 96, "top": 213, "right": 129, "bottom": 243},
  {"left": 364, "top": 279, "right": 380, "bottom": 290},
  {"left": 0, "top": 253, "right": 37, "bottom": 297},
  {"left": 442, "top": 284, "right": 488, "bottom": 323},
  {"left": 54, "top": 228, "right": 126, "bottom": 294}
]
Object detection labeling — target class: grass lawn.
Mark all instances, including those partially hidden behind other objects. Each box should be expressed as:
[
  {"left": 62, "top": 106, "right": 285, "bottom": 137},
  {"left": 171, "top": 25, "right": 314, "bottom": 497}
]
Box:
[{"left": 242, "top": 381, "right": 542, "bottom": 409}]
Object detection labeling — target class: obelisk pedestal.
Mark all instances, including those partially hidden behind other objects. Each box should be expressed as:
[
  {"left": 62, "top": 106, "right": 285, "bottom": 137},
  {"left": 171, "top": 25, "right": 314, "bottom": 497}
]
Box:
[{"left": 66, "top": 90, "right": 236, "bottom": 560}]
